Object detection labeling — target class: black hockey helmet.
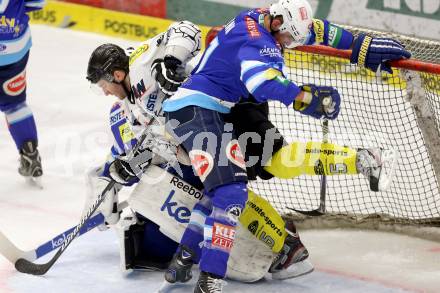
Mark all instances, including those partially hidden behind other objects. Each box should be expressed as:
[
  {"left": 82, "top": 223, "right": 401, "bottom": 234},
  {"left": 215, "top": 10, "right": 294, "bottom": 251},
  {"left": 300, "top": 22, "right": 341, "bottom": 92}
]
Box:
[{"left": 86, "top": 43, "right": 129, "bottom": 84}]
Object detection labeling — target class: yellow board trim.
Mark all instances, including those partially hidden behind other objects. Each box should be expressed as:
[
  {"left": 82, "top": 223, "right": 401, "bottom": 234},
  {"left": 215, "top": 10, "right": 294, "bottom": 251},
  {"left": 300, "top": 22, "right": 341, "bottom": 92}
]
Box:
[{"left": 29, "top": 0, "right": 211, "bottom": 49}]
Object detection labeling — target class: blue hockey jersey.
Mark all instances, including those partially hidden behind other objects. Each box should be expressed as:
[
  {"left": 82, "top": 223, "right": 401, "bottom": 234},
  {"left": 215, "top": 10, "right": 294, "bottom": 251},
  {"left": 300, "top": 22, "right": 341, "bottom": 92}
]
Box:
[
  {"left": 0, "top": 0, "right": 45, "bottom": 66},
  {"left": 163, "top": 8, "right": 353, "bottom": 114}
]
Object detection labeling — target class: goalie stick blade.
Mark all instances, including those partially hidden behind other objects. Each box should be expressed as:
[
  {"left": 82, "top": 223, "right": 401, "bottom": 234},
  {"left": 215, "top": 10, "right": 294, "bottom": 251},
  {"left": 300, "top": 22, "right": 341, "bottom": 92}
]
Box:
[
  {"left": 15, "top": 258, "right": 52, "bottom": 275},
  {"left": 288, "top": 207, "right": 325, "bottom": 216}
]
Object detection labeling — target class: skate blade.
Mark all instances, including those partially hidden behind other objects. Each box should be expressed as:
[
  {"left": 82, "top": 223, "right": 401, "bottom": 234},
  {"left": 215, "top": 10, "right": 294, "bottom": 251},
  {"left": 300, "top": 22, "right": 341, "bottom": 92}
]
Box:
[
  {"left": 155, "top": 280, "right": 191, "bottom": 293},
  {"left": 25, "top": 176, "right": 43, "bottom": 189},
  {"left": 271, "top": 259, "right": 314, "bottom": 280},
  {"left": 155, "top": 280, "right": 174, "bottom": 293},
  {"left": 378, "top": 149, "right": 398, "bottom": 191}
]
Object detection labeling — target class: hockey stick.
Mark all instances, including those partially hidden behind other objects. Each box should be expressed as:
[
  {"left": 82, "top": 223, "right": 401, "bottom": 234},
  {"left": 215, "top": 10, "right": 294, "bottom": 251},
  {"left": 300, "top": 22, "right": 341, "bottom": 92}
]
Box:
[
  {"left": 290, "top": 97, "right": 333, "bottom": 216},
  {"left": 0, "top": 201, "right": 128, "bottom": 264},
  {"left": 14, "top": 181, "right": 116, "bottom": 275},
  {"left": 290, "top": 119, "right": 329, "bottom": 216},
  {"left": 15, "top": 128, "right": 151, "bottom": 275}
]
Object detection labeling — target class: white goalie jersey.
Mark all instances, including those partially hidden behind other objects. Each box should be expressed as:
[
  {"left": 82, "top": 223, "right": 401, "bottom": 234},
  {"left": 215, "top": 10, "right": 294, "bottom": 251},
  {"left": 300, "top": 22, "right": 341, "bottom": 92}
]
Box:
[
  {"left": 110, "top": 21, "right": 201, "bottom": 166},
  {"left": 124, "top": 21, "right": 201, "bottom": 126}
]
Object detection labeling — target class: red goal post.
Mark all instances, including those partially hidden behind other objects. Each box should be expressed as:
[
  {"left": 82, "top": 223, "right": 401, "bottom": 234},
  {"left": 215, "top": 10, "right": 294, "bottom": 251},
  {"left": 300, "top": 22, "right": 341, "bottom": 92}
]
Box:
[{"left": 295, "top": 44, "right": 440, "bottom": 75}]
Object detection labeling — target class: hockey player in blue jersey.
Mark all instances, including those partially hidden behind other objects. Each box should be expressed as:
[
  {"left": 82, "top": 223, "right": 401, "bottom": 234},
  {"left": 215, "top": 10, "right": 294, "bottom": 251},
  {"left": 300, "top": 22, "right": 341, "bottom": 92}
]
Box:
[
  {"left": 0, "top": 0, "right": 45, "bottom": 183},
  {"left": 84, "top": 21, "right": 313, "bottom": 282},
  {"left": 162, "top": 0, "right": 411, "bottom": 291}
]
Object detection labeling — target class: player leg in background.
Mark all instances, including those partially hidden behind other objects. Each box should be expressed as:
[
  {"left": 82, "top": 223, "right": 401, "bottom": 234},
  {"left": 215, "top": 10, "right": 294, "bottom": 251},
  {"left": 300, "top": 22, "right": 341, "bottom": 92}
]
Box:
[
  {"left": 0, "top": 52, "right": 42, "bottom": 179},
  {"left": 229, "top": 100, "right": 396, "bottom": 192},
  {"left": 265, "top": 140, "right": 396, "bottom": 192},
  {"left": 165, "top": 106, "right": 248, "bottom": 291}
]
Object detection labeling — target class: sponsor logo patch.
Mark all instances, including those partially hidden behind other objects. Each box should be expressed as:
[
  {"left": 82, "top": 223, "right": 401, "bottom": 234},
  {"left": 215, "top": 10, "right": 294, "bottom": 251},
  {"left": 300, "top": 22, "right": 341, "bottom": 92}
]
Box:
[
  {"left": 145, "top": 93, "right": 157, "bottom": 112},
  {"left": 328, "top": 25, "right": 341, "bottom": 47},
  {"left": 225, "top": 204, "right": 243, "bottom": 225},
  {"left": 189, "top": 150, "right": 214, "bottom": 182},
  {"left": 161, "top": 190, "right": 191, "bottom": 223},
  {"left": 110, "top": 108, "right": 125, "bottom": 126},
  {"left": 314, "top": 159, "right": 325, "bottom": 175},
  {"left": 245, "top": 16, "right": 261, "bottom": 38},
  {"left": 248, "top": 220, "right": 259, "bottom": 235},
  {"left": 129, "top": 43, "right": 149, "bottom": 65},
  {"left": 299, "top": 7, "right": 309, "bottom": 20},
  {"left": 260, "top": 46, "right": 282, "bottom": 58},
  {"left": 212, "top": 222, "right": 236, "bottom": 252},
  {"left": 119, "top": 123, "right": 135, "bottom": 143},
  {"left": 3, "top": 69, "right": 26, "bottom": 96},
  {"left": 226, "top": 140, "right": 246, "bottom": 169},
  {"left": 312, "top": 19, "right": 325, "bottom": 44},
  {"left": 170, "top": 176, "right": 204, "bottom": 200},
  {"left": 131, "top": 79, "right": 148, "bottom": 100}
]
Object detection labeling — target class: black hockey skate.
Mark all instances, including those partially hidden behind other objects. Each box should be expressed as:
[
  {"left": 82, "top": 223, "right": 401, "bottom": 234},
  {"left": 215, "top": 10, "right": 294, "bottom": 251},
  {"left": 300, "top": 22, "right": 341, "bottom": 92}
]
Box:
[
  {"left": 356, "top": 148, "right": 397, "bottom": 192},
  {"left": 18, "top": 140, "right": 43, "bottom": 180},
  {"left": 194, "top": 271, "right": 226, "bottom": 293},
  {"left": 269, "top": 219, "right": 314, "bottom": 280},
  {"left": 164, "top": 245, "right": 195, "bottom": 283}
]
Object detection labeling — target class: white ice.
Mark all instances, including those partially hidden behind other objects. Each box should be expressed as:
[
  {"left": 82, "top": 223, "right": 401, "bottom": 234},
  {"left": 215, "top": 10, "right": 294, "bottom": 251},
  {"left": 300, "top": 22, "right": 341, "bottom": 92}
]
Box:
[{"left": 0, "top": 25, "right": 439, "bottom": 293}]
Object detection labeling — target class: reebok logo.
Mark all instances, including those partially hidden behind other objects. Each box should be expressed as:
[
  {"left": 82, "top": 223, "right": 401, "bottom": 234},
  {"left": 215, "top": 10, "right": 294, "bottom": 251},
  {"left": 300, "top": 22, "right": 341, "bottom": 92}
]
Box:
[{"left": 170, "top": 176, "right": 203, "bottom": 199}]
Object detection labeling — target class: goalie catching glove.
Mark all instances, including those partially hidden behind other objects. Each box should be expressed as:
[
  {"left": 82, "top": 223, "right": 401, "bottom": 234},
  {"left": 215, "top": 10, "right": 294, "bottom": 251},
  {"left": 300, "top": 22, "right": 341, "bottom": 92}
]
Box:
[
  {"left": 295, "top": 84, "right": 341, "bottom": 120},
  {"left": 151, "top": 55, "right": 186, "bottom": 95},
  {"left": 109, "top": 147, "right": 153, "bottom": 184},
  {"left": 351, "top": 33, "right": 411, "bottom": 74}
]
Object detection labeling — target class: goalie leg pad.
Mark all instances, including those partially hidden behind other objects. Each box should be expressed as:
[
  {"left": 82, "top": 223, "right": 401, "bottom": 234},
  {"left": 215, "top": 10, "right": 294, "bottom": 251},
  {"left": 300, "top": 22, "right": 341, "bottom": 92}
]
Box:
[
  {"left": 117, "top": 212, "right": 178, "bottom": 272},
  {"left": 240, "top": 190, "right": 287, "bottom": 253}
]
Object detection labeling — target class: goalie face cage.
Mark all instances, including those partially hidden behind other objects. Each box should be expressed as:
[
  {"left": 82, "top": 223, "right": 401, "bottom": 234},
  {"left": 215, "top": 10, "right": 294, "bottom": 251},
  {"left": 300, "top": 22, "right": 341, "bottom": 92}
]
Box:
[{"left": 248, "top": 26, "right": 440, "bottom": 234}]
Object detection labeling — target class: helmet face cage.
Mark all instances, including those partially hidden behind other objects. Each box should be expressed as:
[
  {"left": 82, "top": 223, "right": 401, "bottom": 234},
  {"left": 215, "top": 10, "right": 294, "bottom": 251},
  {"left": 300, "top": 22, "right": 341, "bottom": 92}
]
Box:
[
  {"left": 86, "top": 44, "right": 129, "bottom": 84},
  {"left": 270, "top": 0, "right": 313, "bottom": 48}
]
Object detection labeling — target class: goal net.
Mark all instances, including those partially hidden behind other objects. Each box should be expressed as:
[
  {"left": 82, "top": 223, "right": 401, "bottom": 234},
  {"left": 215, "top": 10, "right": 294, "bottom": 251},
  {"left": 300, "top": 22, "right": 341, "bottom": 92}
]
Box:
[{"left": 249, "top": 27, "right": 440, "bottom": 228}]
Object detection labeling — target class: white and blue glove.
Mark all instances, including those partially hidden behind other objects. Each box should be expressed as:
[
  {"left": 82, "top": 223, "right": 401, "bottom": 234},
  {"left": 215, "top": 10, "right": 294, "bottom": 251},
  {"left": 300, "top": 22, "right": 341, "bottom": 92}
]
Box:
[
  {"left": 295, "top": 84, "right": 341, "bottom": 120},
  {"left": 351, "top": 33, "right": 411, "bottom": 74}
]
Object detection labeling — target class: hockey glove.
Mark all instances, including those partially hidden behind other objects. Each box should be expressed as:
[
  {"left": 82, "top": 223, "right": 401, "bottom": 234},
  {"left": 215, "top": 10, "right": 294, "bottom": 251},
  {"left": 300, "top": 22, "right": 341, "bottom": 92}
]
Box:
[
  {"left": 84, "top": 165, "right": 123, "bottom": 230},
  {"left": 109, "top": 147, "right": 153, "bottom": 185},
  {"left": 151, "top": 55, "right": 186, "bottom": 95},
  {"left": 295, "top": 84, "right": 341, "bottom": 120},
  {"left": 351, "top": 33, "right": 411, "bottom": 74}
]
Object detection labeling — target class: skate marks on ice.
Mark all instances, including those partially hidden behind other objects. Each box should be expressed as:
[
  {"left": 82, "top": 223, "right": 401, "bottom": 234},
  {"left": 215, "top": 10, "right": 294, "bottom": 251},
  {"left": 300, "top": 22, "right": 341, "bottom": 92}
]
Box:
[{"left": 2, "top": 230, "right": 417, "bottom": 293}]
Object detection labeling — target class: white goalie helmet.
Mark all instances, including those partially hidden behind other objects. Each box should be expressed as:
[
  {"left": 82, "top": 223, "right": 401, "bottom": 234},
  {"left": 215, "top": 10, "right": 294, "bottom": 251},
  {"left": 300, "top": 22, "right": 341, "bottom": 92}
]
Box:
[{"left": 270, "top": 0, "right": 313, "bottom": 48}]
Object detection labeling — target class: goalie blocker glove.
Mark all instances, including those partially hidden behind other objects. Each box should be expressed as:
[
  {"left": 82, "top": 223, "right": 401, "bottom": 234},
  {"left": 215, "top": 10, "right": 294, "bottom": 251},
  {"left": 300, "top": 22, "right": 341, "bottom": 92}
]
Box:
[
  {"left": 109, "top": 147, "right": 153, "bottom": 184},
  {"left": 351, "top": 33, "right": 411, "bottom": 74},
  {"left": 151, "top": 56, "right": 186, "bottom": 95},
  {"left": 295, "top": 84, "right": 341, "bottom": 120}
]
